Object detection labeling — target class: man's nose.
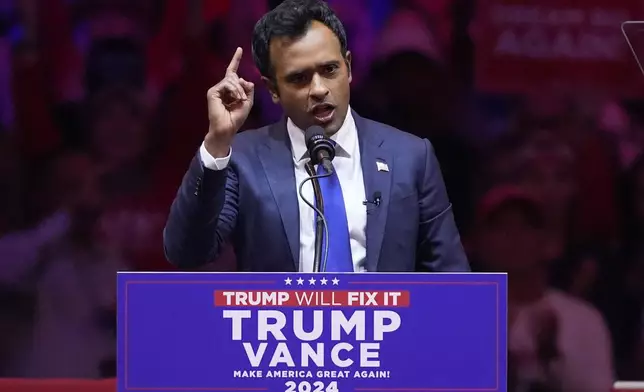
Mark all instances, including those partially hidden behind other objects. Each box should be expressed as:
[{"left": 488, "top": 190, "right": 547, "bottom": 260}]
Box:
[{"left": 309, "top": 73, "right": 329, "bottom": 101}]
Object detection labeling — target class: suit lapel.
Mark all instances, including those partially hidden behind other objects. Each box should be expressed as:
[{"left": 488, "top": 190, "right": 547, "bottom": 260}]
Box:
[
  {"left": 355, "top": 112, "right": 393, "bottom": 272},
  {"left": 258, "top": 119, "right": 300, "bottom": 270}
]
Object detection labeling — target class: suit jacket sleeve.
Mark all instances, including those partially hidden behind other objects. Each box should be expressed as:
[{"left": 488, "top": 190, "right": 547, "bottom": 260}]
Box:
[
  {"left": 416, "top": 139, "right": 470, "bottom": 272},
  {"left": 163, "top": 151, "right": 238, "bottom": 268}
]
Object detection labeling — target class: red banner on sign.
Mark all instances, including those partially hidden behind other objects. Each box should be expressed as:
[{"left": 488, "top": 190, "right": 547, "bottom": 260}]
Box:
[
  {"left": 213, "top": 290, "right": 411, "bottom": 307},
  {"left": 474, "top": 0, "right": 644, "bottom": 97}
]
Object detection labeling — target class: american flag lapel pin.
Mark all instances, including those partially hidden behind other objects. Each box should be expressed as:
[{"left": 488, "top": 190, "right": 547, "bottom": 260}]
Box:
[{"left": 376, "top": 160, "right": 389, "bottom": 172}]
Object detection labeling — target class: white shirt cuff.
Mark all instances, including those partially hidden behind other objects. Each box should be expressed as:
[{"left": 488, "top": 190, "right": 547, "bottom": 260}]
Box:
[{"left": 199, "top": 142, "right": 231, "bottom": 170}]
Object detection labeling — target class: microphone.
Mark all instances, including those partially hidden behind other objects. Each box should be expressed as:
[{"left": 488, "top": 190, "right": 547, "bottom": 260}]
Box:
[
  {"left": 300, "top": 126, "right": 336, "bottom": 272},
  {"left": 298, "top": 163, "right": 331, "bottom": 274},
  {"left": 305, "top": 126, "right": 335, "bottom": 173},
  {"left": 363, "top": 191, "right": 382, "bottom": 207}
]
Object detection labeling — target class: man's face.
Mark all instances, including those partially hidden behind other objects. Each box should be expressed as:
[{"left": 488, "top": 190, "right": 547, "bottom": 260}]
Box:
[{"left": 266, "top": 21, "right": 352, "bottom": 135}]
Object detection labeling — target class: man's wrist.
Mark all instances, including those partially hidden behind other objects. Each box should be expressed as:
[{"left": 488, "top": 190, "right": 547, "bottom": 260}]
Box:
[
  {"left": 204, "top": 134, "right": 232, "bottom": 158},
  {"left": 200, "top": 142, "right": 231, "bottom": 171}
]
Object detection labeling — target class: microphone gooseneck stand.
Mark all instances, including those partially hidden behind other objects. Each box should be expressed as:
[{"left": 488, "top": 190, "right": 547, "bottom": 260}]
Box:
[{"left": 305, "top": 162, "right": 324, "bottom": 273}]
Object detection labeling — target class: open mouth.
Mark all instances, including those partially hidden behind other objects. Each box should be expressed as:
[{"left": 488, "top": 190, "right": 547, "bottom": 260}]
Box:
[{"left": 311, "top": 104, "right": 335, "bottom": 124}]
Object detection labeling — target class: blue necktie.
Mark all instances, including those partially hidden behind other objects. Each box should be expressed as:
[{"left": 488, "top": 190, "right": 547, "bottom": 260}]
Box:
[{"left": 315, "top": 162, "right": 353, "bottom": 272}]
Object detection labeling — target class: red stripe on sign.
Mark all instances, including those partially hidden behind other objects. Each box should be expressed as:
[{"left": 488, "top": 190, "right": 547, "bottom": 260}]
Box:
[{"left": 213, "top": 290, "right": 410, "bottom": 307}]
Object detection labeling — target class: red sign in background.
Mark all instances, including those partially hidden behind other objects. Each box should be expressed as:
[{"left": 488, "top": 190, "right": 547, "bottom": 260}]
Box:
[{"left": 474, "top": 0, "right": 644, "bottom": 97}]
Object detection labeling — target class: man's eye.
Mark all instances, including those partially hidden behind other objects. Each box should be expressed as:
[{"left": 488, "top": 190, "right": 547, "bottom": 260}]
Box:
[
  {"left": 289, "top": 74, "right": 306, "bottom": 84},
  {"left": 323, "top": 65, "right": 338, "bottom": 74}
]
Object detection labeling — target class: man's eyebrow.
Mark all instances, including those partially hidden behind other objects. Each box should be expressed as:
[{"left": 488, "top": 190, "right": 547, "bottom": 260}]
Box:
[
  {"left": 283, "top": 70, "right": 308, "bottom": 83},
  {"left": 285, "top": 61, "right": 341, "bottom": 77},
  {"left": 319, "top": 60, "right": 340, "bottom": 67}
]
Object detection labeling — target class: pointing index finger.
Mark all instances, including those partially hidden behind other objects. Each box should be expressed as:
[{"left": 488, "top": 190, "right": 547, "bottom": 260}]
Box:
[{"left": 226, "top": 47, "right": 243, "bottom": 75}]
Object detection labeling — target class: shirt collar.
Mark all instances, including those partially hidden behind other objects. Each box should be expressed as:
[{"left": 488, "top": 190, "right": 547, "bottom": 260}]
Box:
[{"left": 287, "top": 107, "right": 357, "bottom": 163}]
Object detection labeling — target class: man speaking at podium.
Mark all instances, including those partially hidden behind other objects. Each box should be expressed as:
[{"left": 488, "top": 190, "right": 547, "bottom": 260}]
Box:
[{"left": 163, "top": 0, "right": 470, "bottom": 273}]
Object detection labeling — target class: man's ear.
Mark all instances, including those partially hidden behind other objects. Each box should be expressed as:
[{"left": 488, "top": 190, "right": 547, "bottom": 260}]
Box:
[
  {"left": 262, "top": 76, "right": 280, "bottom": 104},
  {"left": 345, "top": 51, "right": 352, "bottom": 84}
]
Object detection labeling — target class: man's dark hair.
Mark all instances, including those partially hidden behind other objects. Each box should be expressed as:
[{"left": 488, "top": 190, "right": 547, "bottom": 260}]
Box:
[{"left": 251, "top": 0, "right": 348, "bottom": 79}]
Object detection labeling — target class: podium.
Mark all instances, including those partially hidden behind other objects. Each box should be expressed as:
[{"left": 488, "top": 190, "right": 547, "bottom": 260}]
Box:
[{"left": 117, "top": 272, "right": 507, "bottom": 391}]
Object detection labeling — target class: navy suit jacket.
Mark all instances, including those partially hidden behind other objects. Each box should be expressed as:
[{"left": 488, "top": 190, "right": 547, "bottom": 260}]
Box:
[{"left": 163, "top": 111, "right": 470, "bottom": 272}]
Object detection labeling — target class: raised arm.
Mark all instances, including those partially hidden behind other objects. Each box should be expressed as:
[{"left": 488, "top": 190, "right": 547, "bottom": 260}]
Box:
[{"left": 163, "top": 48, "right": 254, "bottom": 268}]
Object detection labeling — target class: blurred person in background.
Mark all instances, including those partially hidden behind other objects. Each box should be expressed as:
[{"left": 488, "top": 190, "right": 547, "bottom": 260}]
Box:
[
  {"left": 473, "top": 131, "right": 528, "bottom": 192},
  {"left": 513, "top": 128, "right": 578, "bottom": 264},
  {"left": 516, "top": 92, "right": 621, "bottom": 248},
  {"left": 598, "top": 99, "right": 644, "bottom": 170},
  {"left": 12, "top": 0, "right": 208, "bottom": 156},
  {"left": 511, "top": 124, "right": 618, "bottom": 302},
  {"left": 353, "top": 8, "right": 475, "bottom": 229},
  {"left": 0, "top": 150, "right": 125, "bottom": 378},
  {"left": 86, "top": 86, "right": 152, "bottom": 196},
  {"left": 357, "top": 8, "right": 445, "bottom": 127},
  {"left": 396, "top": 0, "right": 453, "bottom": 57},
  {"left": 469, "top": 185, "right": 614, "bottom": 392},
  {"left": 17, "top": 0, "right": 187, "bottom": 101},
  {"left": 85, "top": 86, "right": 172, "bottom": 271},
  {"left": 599, "top": 154, "right": 644, "bottom": 379}
]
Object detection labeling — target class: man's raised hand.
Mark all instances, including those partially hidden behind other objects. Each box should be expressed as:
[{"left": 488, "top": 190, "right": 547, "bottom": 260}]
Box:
[{"left": 205, "top": 47, "right": 255, "bottom": 157}]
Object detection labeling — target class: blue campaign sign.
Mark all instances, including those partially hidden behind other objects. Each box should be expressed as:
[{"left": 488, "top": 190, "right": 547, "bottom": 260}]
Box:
[{"left": 117, "top": 272, "right": 507, "bottom": 392}]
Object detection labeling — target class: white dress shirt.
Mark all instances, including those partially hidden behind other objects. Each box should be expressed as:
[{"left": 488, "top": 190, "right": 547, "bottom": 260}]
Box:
[{"left": 199, "top": 109, "right": 367, "bottom": 272}]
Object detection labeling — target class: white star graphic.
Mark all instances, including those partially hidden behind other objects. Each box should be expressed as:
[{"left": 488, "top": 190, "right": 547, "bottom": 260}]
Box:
[
  {"left": 332, "top": 277, "right": 340, "bottom": 285},
  {"left": 308, "top": 277, "right": 316, "bottom": 285},
  {"left": 296, "top": 277, "right": 304, "bottom": 285},
  {"left": 284, "top": 277, "right": 292, "bottom": 285},
  {"left": 320, "top": 277, "right": 328, "bottom": 285}
]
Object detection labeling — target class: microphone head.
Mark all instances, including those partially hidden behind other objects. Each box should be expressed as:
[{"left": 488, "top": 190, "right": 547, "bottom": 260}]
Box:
[
  {"left": 304, "top": 126, "right": 335, "bottom": 165},
  {"left": 304, "top": 125, "right": 325, "bottom": 142}
]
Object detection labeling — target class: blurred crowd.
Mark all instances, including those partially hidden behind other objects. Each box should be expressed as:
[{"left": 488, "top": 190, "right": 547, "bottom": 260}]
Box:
[{"left": 0, "top": 0, "right": 643, "bottom": 390}]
